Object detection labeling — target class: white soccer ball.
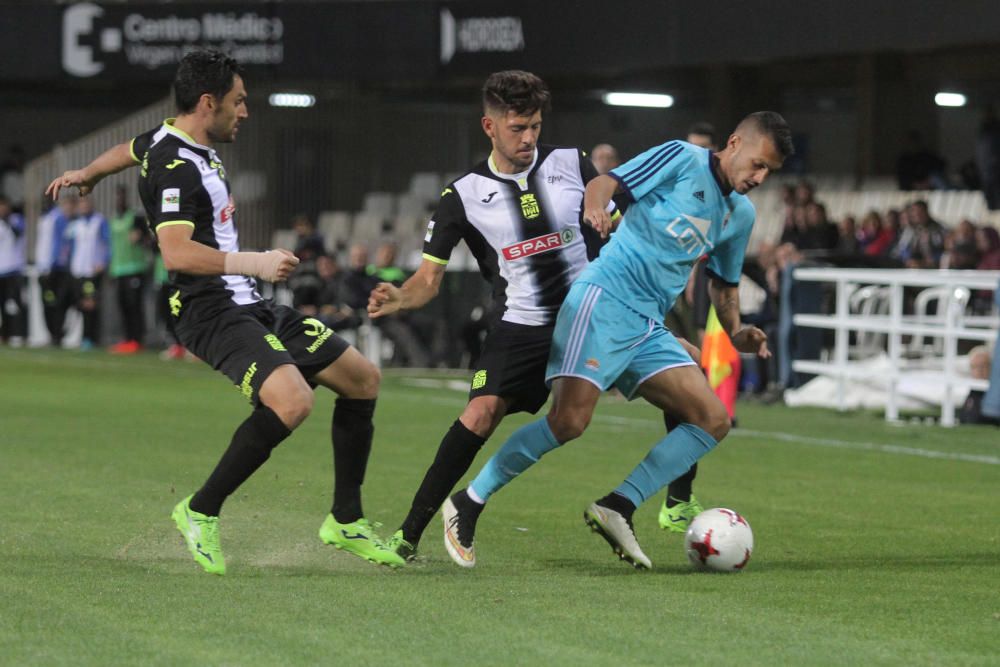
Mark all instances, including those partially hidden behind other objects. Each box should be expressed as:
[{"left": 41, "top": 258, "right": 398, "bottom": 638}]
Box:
[{"left": 684, "top": 508, "right": 754, "bottom": 572}]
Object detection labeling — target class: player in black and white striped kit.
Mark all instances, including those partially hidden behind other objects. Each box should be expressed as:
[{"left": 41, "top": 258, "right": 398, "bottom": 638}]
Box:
[
  {"left": 368, "top": 71, "right": 620, "bottom": 562},
  {"left": 47, "top": 50, "right": 403, "bottom": 574}
]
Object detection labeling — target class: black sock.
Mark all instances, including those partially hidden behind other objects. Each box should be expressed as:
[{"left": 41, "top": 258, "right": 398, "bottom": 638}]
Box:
[
  {"left": 400, "top": 420, "right": 487, "bottom": 545},
  {"left": 190, "top": 405, "right": 291, "bottom": 516},
  {"left": 597, "top": 492, "right": 637, "bottom": 522},
  {"left": 666, "top": 463, "right": 698, "bottom": 506},
  {"left": 451, "top": 489, "right": 485, "bottom": 522},
  {"left": 331, "top": 398, "right": 376, "bottom": 523}
]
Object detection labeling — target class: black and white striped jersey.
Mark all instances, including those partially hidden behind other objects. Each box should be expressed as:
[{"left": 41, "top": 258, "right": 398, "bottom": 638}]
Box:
[
  {"left": 133, "top": 119, "right": 260, "bottom": 306},
  {"left": 423, "top": 145, "right": 609, "bottom": 326}
]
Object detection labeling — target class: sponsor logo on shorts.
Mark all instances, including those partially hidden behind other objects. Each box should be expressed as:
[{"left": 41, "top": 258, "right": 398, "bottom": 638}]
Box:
[
  {"left": 161, "top": 188, "right": 180, "bottom": 213},
  {"left": 240, "top": 362, "right": 258, "bottom": 401},
  {"left": 471, "top": 369, "right": 487, "bottom": 390},
  {"left": 264, "top": 334, "right": 286, "bottom": 351},
  {"left": 585, "top": 358, "right": 600, "bottom": 370},
  {"left": 168, "top": 290, "right": 182, "bottom": 317},
  {"left": 303, "top": 317, "right": 333, "bottom": 353},
  {"left": 502, "top": 228, "right": 574, "bottom": 261},
  {"left": 424, "top": 220, "right": 435, "bottom": 243}
]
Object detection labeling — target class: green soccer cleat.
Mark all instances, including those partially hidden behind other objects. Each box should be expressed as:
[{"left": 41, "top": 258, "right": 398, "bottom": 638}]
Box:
[
  {"left": 171, "top": 495, "right": 226, "bottom": 575},
  {"left": 658, "top": 495, "right": 704, "bottom": 533},
  {"left": 385, "top": 529, "right": 418, "bottom": 562},
  {"left": 318, "top": 515, "right": 405, "bottom": 568}
]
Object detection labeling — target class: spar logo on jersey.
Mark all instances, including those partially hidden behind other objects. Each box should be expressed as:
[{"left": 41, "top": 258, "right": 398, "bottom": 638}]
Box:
[
  {"left": 221, "top": 195, "right": 235, "bottom": 223},
  {"left": 502, "top": 228, "right": 574, "bottom": 260}
]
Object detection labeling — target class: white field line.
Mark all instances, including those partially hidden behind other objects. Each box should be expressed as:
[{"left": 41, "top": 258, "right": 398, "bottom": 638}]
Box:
[
  {"left": 589, "top": 413, "right": 1000, "bottom": 466},
  {"left": 392, "top": 379, "right": 1000, "bottom": 465}
]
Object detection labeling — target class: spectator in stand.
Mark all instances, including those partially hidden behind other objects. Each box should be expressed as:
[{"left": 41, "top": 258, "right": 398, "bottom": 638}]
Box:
[
  {"left": 806, "top": 201, "right": 839, "bottom": 251},
  {"left": 36, "top": 196, "right": 76, "bottom": 346},
  {"left": 780, "top": 204, "right": 808, "bottom": 248},
  {"left": 367, "top": 241, "right": 430, "bottom": 368},
  {"left": 314, "top": 253, "right": 362, "bottom": 332},
  {"left": 896, "top": 130, "right": 947, "bottom": 191},
  {"left": 941, "top": 219, "right": 979, "bottom": 270},
  {"left": 0, "top": 144, "right": 26, "bottom": 213},
  {"left": 774, "top": 242, "right": 824, "bottom": 390},
  {"left": 794, "top": 179, "right": 815, "bottom": 207},
  {"left": 291, "top": 213, "right": 326, "bottom": 261},
  {"left": 589, "top": 143, "right": 620, "bottom": 176},
  {"left": 975, "top": 226, "right": 1000, "bottom": 271},
  {"left": 340, "top": 242, "right": 376, "bottom": 313},
  {"left": 975, "top": 108, "right": 1000, "bottom": 210},
  {"left": 0, "top": 195, "right": 26, "bottom": 345},
  {"left": 858, "top": 211, "right": 894, "bottom": 257},
  {"left": 686, "top": 122, "right": 717, "bottom": 150},
  {"left": 66, "top": 196, "right": 109, "bottom": 350},
  {"left": 835, "top": 214, "right": 860, "bottom": 255},
  {"left": 895, "top": 200, "right": 945, "bottom": 268},
  {"left": 108, "top": 185, "right": 150, "bottom": 354}
]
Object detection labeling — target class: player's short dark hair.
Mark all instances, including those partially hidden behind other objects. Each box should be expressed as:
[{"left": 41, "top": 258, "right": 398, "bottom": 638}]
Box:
[
  {"left": 482, "top": 70, "right": 551, "bottom": 117},
  {"left": 741, "top": 111, "right": 794, "bottom": 159},
  {"left": 173, "top": 50, "right": 242, "bottom": 114}
]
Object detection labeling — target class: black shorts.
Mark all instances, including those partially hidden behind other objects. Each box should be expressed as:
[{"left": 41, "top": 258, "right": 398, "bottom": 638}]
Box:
[
  {"left": 469, "top": 320, "right": 554, "bottom": 414},
  {"left": 175, "top": 299, "right": 350, "bottom": 405}
]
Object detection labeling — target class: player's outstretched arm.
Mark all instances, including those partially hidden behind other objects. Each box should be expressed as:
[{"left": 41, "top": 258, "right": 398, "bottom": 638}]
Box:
[
  {"left": 708, "top": 278, "right": 770, "bottom": 358},
  {"left": 582, "top": 174, "right": 620, "bottom": 239},
  {"left": 157, "top": 224, "right": 299, "bottom": 282},
  {"left": 45, "top": 142, "right": 136, "bottom": 200},
  {"left": 368, "top": 258, "right": 445, "bottom": 318}
]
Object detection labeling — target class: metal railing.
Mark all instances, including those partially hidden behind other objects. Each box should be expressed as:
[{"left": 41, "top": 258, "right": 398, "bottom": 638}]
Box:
[{"left": 791, "top": 267, "right": 1000, "bottom": 426}]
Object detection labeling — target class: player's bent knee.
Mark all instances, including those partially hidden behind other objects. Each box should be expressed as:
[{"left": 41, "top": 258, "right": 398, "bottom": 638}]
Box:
[
  {"left": 460, "top": 399, "right": 504, "bottom": 437},
  {"left": 268, "top": 387, "right": 314, "bottom": 430},
  {"left": 547, "top": 409, "right": 590, "bottom": 443}
]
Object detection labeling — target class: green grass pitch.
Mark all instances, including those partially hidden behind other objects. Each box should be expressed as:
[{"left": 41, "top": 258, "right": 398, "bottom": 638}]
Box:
[{"left": 2, "top": 348, "right": 998, "bottom": 665}]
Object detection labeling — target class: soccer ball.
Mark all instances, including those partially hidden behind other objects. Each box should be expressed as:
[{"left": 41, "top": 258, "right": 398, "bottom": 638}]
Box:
[{"left": 684, "top": 508, "right": 753, "bottom": 572}]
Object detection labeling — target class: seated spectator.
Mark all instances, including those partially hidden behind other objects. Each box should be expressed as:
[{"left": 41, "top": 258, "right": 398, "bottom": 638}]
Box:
[
  {"left": 894, "top": 200, "right": 945, "bottom": 268},
  {"left": 835, "top": 215, "right": 860, "bottom": 255},
  {"left": 314, "top": 254, "right": 362, "bottom": 331},
  {"left": 589, "top": 143, "right": 620, "bottom": 175},
  {"left": 291, "top": 213, "right": 325, "bottom": 261},
  {"left": 941, "top": 219, "right": 979, "bottom": 270},
  {"left": 367, "top": 241, "right": 430, "bottom": 367},
  {"left": 858, "top": 211, "right": 895, "bottom": 257},
  {"left": 975, "top": 226, "right": 1000, "bottom": 271},
  {"left": 801, "top": 201, "right": 838, "bottom": 251}
]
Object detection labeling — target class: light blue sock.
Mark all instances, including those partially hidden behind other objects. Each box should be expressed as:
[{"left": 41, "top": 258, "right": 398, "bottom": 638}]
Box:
[
  {"left": 614, "top": 423, "right": 718, "bottom": 508},
  {"left": 469, "top": 418, "right": 560, "bottom": 502}
]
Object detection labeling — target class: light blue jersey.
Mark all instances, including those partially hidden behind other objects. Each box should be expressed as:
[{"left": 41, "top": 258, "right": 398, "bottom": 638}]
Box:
[{"left": 576, "top": 140, "right": 755, "bottom": 321}]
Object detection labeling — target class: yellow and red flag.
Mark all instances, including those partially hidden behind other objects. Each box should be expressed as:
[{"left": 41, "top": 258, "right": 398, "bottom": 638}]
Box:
[{"left": 701, "top": 306, "right": 741, "bottom": 418}]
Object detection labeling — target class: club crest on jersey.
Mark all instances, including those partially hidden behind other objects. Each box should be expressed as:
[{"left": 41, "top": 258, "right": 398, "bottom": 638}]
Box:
[
  {"left": 502, "top": 228, "right": 574, "bottom": 260},
  {"left": 519, "top": 193, "right": 540, "bottom": 220},
  {"left": 161, "top": 188, "right": 180, "bottom": 213}
]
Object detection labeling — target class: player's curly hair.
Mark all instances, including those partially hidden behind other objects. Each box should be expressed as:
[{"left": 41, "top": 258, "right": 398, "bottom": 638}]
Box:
[
  {"left": 173, "top": 49, "right": 243, "bottom": 114},
  {"left": 482, "top": 70, "right": 551, "bottom": 117}
]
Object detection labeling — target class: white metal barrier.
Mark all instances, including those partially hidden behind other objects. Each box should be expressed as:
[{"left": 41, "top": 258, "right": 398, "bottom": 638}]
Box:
[{"left": 790, "top": 267, "right": 1000, "bottom": 426}]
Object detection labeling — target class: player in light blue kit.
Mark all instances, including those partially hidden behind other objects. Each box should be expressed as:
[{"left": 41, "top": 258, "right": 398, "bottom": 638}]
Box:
[{"left": 441, "top": 112, "right": 793, "bottom": 569}]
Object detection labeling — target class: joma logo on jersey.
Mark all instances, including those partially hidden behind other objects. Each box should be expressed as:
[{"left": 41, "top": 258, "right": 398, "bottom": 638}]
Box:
[
  {"left": 519, "top": 193, "right": 540, "bottom": 219},
  {"left": 502, "top": 229, "right": 574, "bottom": 260}
]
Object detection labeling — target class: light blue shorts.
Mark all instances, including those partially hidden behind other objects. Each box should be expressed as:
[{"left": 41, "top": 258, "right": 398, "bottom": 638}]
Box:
[{"left": 546, "top": 281, "right": 697, "bottom": 399}]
